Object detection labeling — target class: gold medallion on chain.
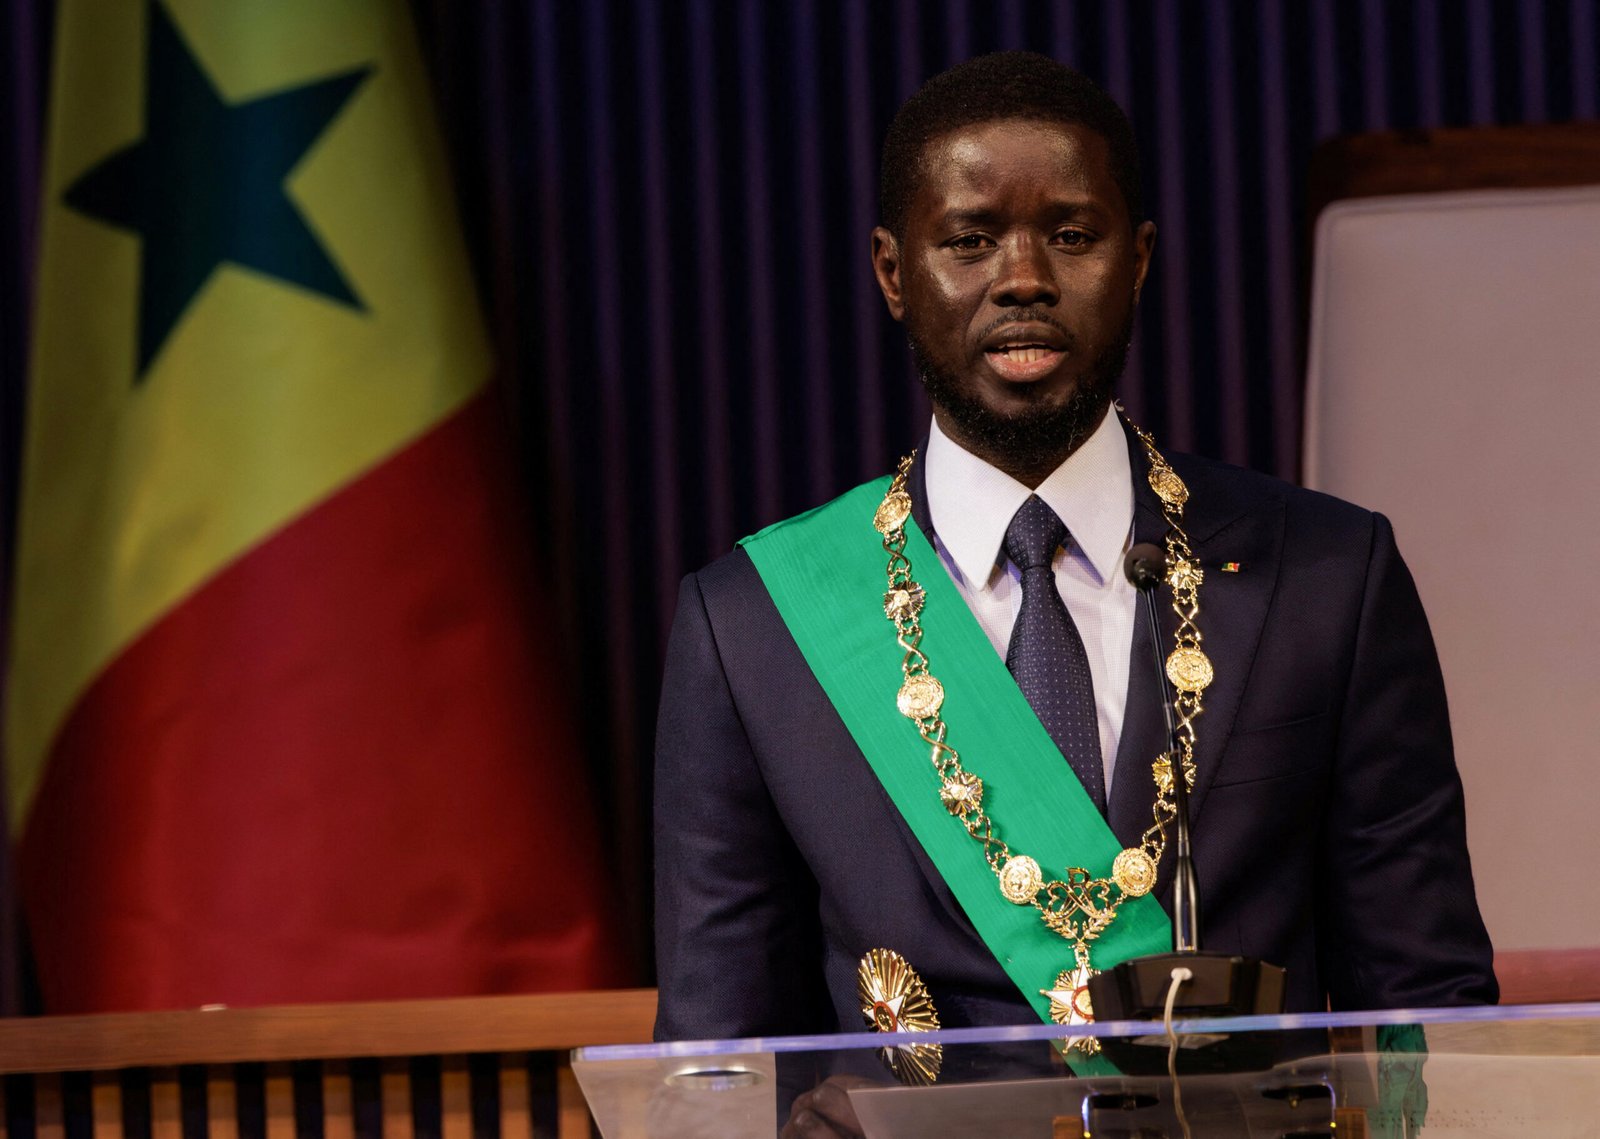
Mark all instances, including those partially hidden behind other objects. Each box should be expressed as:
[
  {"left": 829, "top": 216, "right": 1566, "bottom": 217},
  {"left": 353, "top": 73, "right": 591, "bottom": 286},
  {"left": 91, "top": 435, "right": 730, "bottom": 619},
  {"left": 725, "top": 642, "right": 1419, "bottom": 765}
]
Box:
[
  {"left": 1165, "top": 647, "right": 1214, "bottom": 694},
  {"left": 998, "top": 855, "right": 1044, "bottom": 904}
]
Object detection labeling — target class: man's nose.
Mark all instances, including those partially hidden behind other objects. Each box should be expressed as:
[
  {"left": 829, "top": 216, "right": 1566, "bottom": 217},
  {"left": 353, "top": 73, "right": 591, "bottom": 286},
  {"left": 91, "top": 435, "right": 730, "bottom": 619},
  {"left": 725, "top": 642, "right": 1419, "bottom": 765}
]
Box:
[{"left": 991, "top": 235, "right": 1060, "bottom": 307}]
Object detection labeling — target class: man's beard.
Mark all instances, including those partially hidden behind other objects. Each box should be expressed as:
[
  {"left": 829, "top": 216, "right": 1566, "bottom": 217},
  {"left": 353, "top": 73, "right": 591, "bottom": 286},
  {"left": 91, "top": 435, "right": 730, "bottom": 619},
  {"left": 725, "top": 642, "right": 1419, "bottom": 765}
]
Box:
[{"left": 909, "top": 306, "right": 1135, "bottom": 473}]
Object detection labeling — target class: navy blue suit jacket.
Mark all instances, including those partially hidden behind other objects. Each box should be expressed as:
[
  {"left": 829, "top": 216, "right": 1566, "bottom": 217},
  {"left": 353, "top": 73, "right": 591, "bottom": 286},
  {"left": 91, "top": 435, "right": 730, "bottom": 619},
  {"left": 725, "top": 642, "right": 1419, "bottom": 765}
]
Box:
[{"left": 653, "top": 444, "right": 1497, "bottom": 1041}]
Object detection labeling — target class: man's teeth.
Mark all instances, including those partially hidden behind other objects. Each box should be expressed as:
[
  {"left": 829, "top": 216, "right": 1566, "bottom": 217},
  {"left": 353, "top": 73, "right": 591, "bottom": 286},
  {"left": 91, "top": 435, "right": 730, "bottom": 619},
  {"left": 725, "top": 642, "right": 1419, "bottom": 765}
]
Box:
[{"left": 993, "top": 346, "right": 1052, "bottom": 362}]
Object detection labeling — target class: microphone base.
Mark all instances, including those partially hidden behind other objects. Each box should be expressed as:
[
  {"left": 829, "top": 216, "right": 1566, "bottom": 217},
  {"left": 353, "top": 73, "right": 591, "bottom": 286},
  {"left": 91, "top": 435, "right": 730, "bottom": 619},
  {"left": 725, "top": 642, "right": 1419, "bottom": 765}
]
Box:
[
  {"left": 1089, "top": 951, "right": 1286, "bottom": 1021},
  {"left": 1086, "top": 952, "right": 1291, "bottom": 1074}
]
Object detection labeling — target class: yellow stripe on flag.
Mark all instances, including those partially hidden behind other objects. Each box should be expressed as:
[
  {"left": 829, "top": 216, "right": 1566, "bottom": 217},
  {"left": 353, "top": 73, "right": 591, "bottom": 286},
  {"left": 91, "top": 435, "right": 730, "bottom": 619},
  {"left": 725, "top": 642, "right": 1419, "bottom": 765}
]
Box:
[{"left": 7, "top": 0, "right": 491, "bottom": 826}]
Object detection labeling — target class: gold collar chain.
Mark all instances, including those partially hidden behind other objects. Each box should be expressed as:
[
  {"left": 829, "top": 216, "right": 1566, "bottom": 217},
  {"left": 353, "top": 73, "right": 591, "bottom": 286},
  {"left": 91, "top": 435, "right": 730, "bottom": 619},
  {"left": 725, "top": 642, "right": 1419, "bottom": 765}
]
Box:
[{"left": 872, "top": 417, "right": 1210, "bottom": 1032}]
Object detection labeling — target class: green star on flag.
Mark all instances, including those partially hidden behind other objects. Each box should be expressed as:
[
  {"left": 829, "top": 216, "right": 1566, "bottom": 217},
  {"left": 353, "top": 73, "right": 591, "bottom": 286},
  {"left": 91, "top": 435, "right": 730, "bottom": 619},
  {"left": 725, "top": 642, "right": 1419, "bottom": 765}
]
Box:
[{"left": 62, "top": 0, "right": 369, "bottom": 380}]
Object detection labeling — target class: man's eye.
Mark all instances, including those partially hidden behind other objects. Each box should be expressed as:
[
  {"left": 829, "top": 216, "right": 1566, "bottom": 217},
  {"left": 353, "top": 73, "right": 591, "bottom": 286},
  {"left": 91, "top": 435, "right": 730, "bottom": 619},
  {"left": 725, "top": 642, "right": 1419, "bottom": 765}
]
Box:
[
  {"left": 1054, "top": 229, "right": 1093, "bottom": 248},
  {"left": 948, "top": 233, "right": 992, "bottom": 250}
]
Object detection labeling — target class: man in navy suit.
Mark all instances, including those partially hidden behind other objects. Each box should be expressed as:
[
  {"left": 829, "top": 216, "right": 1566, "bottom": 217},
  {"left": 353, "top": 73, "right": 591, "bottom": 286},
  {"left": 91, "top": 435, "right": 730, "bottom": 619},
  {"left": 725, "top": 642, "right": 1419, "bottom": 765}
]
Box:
[{"left": 654, "top": 51, "right": 1496, "bottom": 1057}]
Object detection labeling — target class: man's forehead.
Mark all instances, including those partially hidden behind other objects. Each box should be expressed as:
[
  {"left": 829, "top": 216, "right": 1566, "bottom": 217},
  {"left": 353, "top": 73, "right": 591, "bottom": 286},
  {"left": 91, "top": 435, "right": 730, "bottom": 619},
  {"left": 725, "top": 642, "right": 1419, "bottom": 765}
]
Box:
[
  {"left": 927, "top": 119, "right": 1107, "bottom": 168},
  {"left": 918, "top": 116, "right": 1108, "bottom": 159},
  {"left": 911, "top": 120, "right": 1117, "bottom": 207}
]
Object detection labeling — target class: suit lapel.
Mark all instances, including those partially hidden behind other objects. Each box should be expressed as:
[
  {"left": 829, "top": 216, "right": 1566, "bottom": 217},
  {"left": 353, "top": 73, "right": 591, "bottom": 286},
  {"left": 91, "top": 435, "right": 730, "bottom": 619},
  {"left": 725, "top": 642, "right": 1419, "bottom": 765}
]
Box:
[{"left": 1129, "top": 449, "right": 1285, "bottom": 828}]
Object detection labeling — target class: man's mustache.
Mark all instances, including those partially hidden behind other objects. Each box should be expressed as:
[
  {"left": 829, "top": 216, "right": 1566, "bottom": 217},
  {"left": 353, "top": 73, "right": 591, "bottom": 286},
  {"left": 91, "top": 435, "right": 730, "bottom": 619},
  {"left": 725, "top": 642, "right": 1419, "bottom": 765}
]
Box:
[{"left": 973, "top": 309, "right": 1077, "bottom": 352}]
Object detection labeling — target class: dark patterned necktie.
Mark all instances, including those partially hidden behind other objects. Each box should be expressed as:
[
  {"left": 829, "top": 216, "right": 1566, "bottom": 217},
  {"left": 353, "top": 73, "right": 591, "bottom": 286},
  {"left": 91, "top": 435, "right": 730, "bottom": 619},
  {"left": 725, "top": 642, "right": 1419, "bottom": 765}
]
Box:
[{"left": 1003, "top": 494, "right": 1106, "bottom": 813}]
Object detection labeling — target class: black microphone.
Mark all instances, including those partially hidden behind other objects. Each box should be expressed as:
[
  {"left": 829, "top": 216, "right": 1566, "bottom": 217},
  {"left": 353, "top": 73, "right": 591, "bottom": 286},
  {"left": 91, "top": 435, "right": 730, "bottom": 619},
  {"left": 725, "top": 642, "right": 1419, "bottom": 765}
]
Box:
[
  {"left": 1085, "top": 541, "right": 1287, "bottom": 1046},
  {"left": 1123, "top": 542, "right": 1167, "bottom": 592}
]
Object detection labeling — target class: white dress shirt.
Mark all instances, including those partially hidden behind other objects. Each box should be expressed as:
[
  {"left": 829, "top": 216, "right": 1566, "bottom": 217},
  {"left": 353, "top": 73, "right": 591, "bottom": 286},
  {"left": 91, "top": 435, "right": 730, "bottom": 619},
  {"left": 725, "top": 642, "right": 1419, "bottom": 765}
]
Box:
[{"left": 923, "top": 408, "right": 1137, "bottom": 793}]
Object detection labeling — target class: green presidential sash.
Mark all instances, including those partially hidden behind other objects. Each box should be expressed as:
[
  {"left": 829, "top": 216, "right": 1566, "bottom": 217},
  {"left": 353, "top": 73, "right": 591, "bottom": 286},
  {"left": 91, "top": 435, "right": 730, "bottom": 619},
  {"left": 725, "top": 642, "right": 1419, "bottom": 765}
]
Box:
[{"left": 740, "top": 476, "right": 1171, "bottom": 1028}]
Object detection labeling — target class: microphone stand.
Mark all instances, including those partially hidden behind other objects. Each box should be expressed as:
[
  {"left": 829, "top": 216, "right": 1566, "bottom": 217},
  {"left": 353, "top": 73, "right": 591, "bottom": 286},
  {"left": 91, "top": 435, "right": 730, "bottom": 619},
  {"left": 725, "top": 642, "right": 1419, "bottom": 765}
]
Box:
[
  {"left": 1146, "top": 584, "right": 1200, "bottom": 955},
  {"left": 1086, "top": 545, "right": 1286, "bottom": 1055}
]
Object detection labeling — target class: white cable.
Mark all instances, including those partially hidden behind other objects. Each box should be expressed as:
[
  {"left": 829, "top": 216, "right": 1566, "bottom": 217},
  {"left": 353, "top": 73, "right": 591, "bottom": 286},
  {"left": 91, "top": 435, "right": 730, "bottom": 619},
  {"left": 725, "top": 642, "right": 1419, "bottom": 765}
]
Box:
[{"left": 1164, "top": 966, "right": 1194, "bottom": 1139}]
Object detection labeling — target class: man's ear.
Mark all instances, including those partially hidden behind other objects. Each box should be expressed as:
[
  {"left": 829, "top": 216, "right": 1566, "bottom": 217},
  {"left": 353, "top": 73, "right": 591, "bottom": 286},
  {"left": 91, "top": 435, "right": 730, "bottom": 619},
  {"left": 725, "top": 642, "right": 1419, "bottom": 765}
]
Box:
[
  {"left": 870, "top": 226, "right": 906, "bottom": 321},
  {"left": 1132, "top": 220, "right": 1156, "bottom": 300}
]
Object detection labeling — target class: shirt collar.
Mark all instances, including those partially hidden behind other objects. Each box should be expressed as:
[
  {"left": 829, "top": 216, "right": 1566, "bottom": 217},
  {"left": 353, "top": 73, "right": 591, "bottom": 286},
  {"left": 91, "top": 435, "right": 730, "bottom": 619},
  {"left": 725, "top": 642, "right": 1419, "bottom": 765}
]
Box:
[{"left": 924, "top": 407, "right": 1134, "bottom": 589}]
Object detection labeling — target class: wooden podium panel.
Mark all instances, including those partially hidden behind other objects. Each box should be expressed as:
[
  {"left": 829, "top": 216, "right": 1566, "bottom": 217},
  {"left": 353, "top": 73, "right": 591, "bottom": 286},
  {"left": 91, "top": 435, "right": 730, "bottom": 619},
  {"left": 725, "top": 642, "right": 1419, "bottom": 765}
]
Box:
[{"left": 0, "top": 990, "right": 657, "bottom": 1139}]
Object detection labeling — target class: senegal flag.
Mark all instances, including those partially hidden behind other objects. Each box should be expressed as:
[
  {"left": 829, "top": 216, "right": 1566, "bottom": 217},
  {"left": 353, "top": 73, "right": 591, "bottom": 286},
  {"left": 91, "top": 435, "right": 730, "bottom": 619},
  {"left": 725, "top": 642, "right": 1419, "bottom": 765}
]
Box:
[{"left": 6, "top": 0, "right": 621, "bottom": 1012}]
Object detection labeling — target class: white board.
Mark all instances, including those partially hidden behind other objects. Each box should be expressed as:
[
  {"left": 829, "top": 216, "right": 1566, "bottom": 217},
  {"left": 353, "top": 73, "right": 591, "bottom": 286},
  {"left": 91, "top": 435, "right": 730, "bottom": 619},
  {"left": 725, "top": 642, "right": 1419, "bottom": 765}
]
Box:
[{"left": 1304, "top": 185, "right": 1600, "bottom": 952}]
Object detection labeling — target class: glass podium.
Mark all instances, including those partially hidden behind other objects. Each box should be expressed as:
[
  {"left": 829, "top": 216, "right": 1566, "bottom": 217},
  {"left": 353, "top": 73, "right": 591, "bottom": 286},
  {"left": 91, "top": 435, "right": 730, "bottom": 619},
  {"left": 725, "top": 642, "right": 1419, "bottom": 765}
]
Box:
[{"left": 572, "top": 1002, "right": 1600, "bottom": 1137}]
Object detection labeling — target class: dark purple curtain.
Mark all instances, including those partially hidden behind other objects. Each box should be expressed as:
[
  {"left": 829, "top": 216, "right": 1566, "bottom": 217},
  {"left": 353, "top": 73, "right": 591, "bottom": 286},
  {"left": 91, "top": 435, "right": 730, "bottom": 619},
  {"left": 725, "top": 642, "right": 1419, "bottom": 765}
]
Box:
[
  {"left": 0, "top": 0, "right": 51, "bottom": 1014},
  {"left": 5, "top": 0, "right": 1600, "bottom": 994}
]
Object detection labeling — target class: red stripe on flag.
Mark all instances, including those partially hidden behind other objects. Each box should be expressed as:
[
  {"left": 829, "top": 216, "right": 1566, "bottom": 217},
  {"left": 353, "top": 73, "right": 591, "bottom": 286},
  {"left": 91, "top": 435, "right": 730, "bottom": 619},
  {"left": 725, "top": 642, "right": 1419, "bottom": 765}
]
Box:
[{"left": 19, "top": 390, "right": 625, "bottom": 1012}]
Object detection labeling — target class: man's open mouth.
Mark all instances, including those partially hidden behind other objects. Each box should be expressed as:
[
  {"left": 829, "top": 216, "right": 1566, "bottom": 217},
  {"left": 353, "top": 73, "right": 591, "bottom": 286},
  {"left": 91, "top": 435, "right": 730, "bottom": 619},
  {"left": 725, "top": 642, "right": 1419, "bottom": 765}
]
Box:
[
  {"left": 985, "top": 343, "right": 1065, "bottom": 380},
  {"left": 988, "top": 345, "right": 1055, "bottom": 363}
]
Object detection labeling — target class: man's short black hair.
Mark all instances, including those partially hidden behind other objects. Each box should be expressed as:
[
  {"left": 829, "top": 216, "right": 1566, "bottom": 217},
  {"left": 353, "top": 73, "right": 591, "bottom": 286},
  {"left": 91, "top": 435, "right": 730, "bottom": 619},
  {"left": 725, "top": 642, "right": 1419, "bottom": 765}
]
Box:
[{"left": 879, "top": 51, "right": 1143, "bottom": 238}]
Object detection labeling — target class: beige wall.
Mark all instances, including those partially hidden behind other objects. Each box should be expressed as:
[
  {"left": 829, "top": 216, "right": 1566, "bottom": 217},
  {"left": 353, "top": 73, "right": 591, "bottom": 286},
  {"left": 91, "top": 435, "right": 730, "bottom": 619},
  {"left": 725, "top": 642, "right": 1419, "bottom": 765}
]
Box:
[{"left": 1305, "top": 186, "right": 1600, "bottom": 952}]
